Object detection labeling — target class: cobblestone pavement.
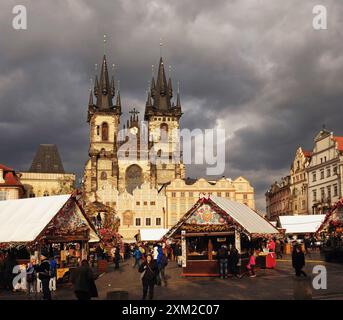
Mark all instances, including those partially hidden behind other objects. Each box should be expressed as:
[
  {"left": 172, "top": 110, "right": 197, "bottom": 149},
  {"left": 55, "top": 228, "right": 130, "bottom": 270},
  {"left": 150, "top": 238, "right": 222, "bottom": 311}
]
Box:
[{"left": 0, "top": 253, "right": 342, "bottom": 300}]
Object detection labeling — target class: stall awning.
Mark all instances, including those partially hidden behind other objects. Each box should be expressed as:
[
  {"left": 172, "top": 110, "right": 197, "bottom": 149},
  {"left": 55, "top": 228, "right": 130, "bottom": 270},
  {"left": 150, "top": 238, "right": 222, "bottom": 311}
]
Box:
[
  {"left": 211, "top": 195, "right": 279, "bottom": 235},
  {"left": 279, "top": 215, "right": 326, "bottom": 234},
  {"left": 0, "top": 194, "right": 100, "bottom": 244},
  {"left": 139, "top": 228, "right": 169, "bottom": 241}
]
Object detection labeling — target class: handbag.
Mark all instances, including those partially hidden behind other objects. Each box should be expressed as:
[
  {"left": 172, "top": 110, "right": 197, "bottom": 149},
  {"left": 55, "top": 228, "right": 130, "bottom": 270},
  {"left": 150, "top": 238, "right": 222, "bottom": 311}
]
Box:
[{"left": 140, "top": 269, "right": 146, "bottom": 280}]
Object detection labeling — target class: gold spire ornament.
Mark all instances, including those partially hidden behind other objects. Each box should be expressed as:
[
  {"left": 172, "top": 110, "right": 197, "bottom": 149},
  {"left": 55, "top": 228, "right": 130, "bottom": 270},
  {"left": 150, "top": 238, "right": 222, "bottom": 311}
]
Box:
[{"left": 103, "top": 34, "right": 107, "bottom": 54}]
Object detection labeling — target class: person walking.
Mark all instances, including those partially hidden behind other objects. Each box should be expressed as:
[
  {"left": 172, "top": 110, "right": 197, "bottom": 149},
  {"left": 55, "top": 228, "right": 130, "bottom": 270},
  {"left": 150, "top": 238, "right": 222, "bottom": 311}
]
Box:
[
  {"left": 138, "top": 254, "right": 159, "bottom": 300},
  {"left": 228, "top": 246, "right": 240, "bottom": 278},
  {"left": 133, "top": 246, "right": 142, "bottom": 268},
  {"left": 49, "top": 256, "right": 57, "bottom": 292},
  {"left": 153, "top": 243, "right": 159, "bottom": 261},
  {"left": 292, "top": 245, "right": 307, "bottom": 277},
  {"left": 26, "top": 257, "right": 38, "bottom": 295},
  {"left": 3, "top": 252, "right": 17, "bottom": 291},
  {"left": 38, "top": 255, "right": 51, "bottom": 300},
  {"left": 247, "top": 249, "right": 257, "bottom": 278},
  {"left": 157, "top": 246, "right": 168, "bottom": 286},
  {"left": 114, "top": 246, "right": 121, "bottom": 269},
  {"left": 217, "top": 245, "right": 229, "bottom": 279},
  {"left": 72, "top": 260, "right": 98, "bottom": 300},
  {"left": 275, "top": 239, "right": 283, "bottom": 259}
]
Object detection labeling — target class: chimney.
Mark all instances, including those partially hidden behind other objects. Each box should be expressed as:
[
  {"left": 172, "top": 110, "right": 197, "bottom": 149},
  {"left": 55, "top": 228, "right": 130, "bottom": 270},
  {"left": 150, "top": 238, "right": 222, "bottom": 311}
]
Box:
[{"left": 0, "top": 168, "right": 4, "bottom": 184}]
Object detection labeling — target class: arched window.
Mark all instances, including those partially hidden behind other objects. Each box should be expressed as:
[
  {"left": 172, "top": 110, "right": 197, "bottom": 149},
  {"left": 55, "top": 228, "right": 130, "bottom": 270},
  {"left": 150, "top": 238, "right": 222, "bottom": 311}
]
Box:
[
  {"left": 96, "top": 126, "right": 100, "bottom": 136},
  {"left": 102, "top": 122, "right": 109, "bottom": 141},
  {"left": 100, "top": 171, "right": 107, "bottom": 180},
  {"left": 125, "top": 164, "right": 143, "bottom": 194},
  {"left": 160, "top": 123, "right": 168, "bottom": 141},
  {"left": 43, "top": 191, "right": 49, "bottom": 197}
]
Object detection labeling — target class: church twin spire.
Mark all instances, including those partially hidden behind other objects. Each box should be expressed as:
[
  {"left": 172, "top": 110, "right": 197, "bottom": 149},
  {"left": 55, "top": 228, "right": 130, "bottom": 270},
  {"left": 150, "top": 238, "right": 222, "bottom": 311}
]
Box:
[
  {"left": 88, "top": 51, "right": 181, "bottom": 122},
  {"left": 145, "top": 56, "right": 182, "bottom": 120},
  {"left": 88, "top": 55, "right": 121, "bottom": 122}
]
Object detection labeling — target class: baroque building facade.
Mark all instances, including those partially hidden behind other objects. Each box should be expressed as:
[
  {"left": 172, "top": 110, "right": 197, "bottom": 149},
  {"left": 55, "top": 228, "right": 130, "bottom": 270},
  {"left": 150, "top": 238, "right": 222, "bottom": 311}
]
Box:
[
  {"left": 306, "top": 128, "right": 343, "bottom": 214},
  {"left": 289, "top": 147, "right": 312, "bottom": 215},
  {"left": 83, "top": 53, "right": 255, "bottom": 240},
  {"left": 265, "top": 176, "right": 292, "bottom": 221},
  {"left": 266, "top": 127, "right": 343, "bottom": 220}
]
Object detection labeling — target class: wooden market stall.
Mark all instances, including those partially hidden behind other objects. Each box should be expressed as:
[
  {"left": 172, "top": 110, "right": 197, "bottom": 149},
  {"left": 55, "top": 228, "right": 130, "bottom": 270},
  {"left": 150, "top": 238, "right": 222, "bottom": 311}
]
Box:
[
  {"left": 316, "top": 198, "right": 343, "bottom": 262},
  {"left": 0, "top": 193, "right": 100, "bottom": 281},
  {"left": 165, "top": 194, "right": 280, "bottom": 276}
]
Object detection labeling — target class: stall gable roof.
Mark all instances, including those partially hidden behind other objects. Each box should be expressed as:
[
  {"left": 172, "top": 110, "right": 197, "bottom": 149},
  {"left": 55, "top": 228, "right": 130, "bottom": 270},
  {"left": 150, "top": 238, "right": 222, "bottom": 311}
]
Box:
[
  {"left": 166, "top": 195, "right": 279, "bottom": 237},
  {"left": 0, "top": 194, "right": 71, "bottom": 243},
  {"left": 210, "top": 195, "right": 279, "bottom": 234},
  {"left": 279, "top": 215, "right": 326, "bottom": 234},
  {"left": 140, "top": 228, "right": 169, "bottom": 241}
]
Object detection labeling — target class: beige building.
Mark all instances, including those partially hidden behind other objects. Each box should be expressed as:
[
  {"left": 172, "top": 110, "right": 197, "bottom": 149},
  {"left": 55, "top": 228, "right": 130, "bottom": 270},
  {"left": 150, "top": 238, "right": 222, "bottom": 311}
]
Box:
[
  {"left": 20, "top": 144, "right": 75, "bottom": 197},
  {"left": 289, "top": 147, "right": 312, "bottom": 215},
  {"left": 165, "top": 177, "right": 255, "bottom": 228}
]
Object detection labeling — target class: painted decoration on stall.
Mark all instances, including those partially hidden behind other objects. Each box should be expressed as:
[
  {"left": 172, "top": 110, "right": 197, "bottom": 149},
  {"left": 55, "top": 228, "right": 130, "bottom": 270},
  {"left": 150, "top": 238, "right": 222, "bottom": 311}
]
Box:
[
  {"left": 44, "top": 200, "right": 88, "bottom": 237},
  {"left": 186, "top": 204, "right": 226, "bottom": 225}
]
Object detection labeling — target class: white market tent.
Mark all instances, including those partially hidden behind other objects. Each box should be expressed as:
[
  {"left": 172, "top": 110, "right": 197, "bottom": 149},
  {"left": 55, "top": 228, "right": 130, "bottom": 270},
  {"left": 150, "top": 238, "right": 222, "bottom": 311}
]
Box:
[
  {"left": 0, "top": 194, "right": 99, "bottom": 244},
  {"left": 278, "top": 214, "right": 326, "bottom": 234},
  {"left": 139, "top": 228, "right": 169, "bottom": 241}
]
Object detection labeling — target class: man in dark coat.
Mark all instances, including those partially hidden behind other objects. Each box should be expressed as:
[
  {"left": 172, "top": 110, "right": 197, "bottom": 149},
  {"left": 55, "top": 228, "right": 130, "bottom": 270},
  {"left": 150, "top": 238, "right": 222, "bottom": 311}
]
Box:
[
  {"left": 72, "top": 260, "right": 98, "bottom": 300},
  {"left": 217, "top": 245, "right": 229, "bottom": 279},
  {"left": 292, "top": 245, "right": 307, "bottom": 277},
  {"left": 138, "top": 254, "right": 159, "bottom": 300},
  {"left": 228, "top": 246, "right": 240, "bottom": 278},
  {"left": 3, "top": 252, "right": 17, "bottom": 291},
  {"left": 114, "top": 246, "right": 121, "bottom": 269},
  {"left": 38, "top": 255, "right": 51, "bottom": 300}
]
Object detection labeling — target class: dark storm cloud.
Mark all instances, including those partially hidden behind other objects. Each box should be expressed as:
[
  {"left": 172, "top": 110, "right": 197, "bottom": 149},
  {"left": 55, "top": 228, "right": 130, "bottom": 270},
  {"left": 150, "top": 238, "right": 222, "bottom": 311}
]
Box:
[{"left": 1, "top": 0, "right": 343, "bottom": 210}]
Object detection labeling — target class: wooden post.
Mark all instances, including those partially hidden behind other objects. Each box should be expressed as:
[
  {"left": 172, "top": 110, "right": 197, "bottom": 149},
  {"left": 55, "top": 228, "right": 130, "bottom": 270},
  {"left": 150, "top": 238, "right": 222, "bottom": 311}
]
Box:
[
  {"left": 235, "top": 229, "right": 241, "bottom": 266},
  {"left": 208, "top": 238, "right": 213, "bottom": 260},
  {"left": 181, "top": 230, "right": 187, "bottom": 267}
]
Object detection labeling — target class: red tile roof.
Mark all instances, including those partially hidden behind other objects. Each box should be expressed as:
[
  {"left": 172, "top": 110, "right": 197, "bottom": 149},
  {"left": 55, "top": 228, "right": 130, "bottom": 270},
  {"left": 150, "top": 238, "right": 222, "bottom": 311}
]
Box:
[
  {"left": 333, "top": 136, "right": 343, "bottom": 152},
  {"left": 0, "top": 164, "right": 14, "bottom": 171},
  {"left": 0, "top": 164, "right": 23, "bottom": 187}
]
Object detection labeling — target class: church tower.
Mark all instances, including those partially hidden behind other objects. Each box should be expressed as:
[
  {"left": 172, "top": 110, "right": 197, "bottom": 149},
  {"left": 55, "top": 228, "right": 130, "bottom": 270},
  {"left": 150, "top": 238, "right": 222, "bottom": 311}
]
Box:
[
  {"left": 83, "top": 55, "right": 121, "bottom": 202},
  {"left": 145, "top": 57, "right": 185, "bottom": 187}
]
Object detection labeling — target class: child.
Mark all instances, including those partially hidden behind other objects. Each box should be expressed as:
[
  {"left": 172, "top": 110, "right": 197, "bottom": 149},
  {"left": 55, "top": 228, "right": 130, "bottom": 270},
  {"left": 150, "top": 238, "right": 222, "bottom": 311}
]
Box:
[{"left": 247, "top": 249, "right": 257, "bottom": 278}]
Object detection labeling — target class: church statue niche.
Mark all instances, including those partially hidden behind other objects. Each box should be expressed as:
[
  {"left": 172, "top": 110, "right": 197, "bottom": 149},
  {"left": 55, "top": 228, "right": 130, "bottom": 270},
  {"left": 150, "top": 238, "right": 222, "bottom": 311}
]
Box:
[{"left": 125, "top": 164, "right": 143, "bottom": 194}]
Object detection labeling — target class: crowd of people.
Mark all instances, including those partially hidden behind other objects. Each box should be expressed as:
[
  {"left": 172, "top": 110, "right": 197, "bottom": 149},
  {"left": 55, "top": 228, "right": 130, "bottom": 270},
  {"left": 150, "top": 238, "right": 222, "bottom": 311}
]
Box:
[{"left": 0, "top": 234, "right": 324, "bottom": 300}]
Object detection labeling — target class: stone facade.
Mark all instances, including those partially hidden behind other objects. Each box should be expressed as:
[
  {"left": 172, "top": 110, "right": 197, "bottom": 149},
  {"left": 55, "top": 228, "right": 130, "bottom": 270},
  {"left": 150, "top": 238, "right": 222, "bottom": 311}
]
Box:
[
  {"left": 289, "top": 147, "right": 311, "bottom": 215},
  {"left": 307, "top": 129, "right": 343, "bottom": 214},
  {"left": 265, "top": 176, "right": 292, "bottom": 221}
]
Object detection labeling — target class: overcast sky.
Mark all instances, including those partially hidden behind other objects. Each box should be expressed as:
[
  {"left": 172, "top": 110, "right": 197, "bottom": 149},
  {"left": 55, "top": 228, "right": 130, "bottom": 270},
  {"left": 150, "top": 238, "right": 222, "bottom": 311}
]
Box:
[{"left": 1, "top": 0, "right": 342, "bottom": 210}]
